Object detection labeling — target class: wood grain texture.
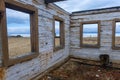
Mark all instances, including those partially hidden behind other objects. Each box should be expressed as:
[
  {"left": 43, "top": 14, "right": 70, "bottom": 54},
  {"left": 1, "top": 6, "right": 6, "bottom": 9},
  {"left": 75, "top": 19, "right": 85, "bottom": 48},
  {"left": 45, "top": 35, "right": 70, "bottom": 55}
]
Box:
[
  {"left": 0, "top": 0, "right": 39, "bottom": 67},
  {"left": 53, "top": 16, "right": 65, "bottom": 52},
  {"left": 0, "top": 0, "right": 5, "bottom": 12},
  {"left": 45, "top": 0, "right": 65, "bottom": 4},
  {"left": 0, "top": 68, "right": 5, "bottom": 80},
  {"left": 112, "top": 19, "right": 120, "bottom": 50},
  {"left": 80, "top": 21, "right": 100, "bottom": 48}
]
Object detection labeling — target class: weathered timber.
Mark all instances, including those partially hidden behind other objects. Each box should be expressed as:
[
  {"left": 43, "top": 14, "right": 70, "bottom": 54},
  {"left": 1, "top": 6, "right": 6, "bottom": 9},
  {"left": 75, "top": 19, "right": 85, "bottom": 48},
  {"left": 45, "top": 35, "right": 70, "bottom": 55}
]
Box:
[
  {"left": 0, "top": 0, "right": 5, "bottom": 17},
  {"left": 45, "top": 0, "right": 66, "bottom": 4}
]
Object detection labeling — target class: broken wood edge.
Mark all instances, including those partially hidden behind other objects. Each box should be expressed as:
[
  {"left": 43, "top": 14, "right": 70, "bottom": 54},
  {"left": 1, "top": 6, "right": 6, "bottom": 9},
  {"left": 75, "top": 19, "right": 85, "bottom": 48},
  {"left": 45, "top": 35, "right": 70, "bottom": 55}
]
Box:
[
  {"left": 70, "top": 56, "right": 101, "bottom": 66},
  {"left": 70, "top": 56, "right": 120, "bottom": 70}
]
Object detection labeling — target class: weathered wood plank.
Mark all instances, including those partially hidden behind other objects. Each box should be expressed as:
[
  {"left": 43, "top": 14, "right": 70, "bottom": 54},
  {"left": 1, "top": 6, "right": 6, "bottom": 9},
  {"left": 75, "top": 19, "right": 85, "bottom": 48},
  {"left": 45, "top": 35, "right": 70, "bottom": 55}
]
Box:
[
  {"left": 45, "top": 0, "right": 65, "bottom": 4},
  {"left": 0, "top": 0, "right": 5, "bottom": 13}
]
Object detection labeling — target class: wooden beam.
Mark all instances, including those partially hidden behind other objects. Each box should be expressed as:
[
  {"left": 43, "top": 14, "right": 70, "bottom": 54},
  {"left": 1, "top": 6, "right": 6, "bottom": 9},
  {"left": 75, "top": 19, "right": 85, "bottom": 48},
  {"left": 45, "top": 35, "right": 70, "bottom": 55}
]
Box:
[
  {"left": 0, "top": 0, "right": 5, "bottom": 13},
  {"left": 45, "top": 0, "right": 65, "bottom": 4}
]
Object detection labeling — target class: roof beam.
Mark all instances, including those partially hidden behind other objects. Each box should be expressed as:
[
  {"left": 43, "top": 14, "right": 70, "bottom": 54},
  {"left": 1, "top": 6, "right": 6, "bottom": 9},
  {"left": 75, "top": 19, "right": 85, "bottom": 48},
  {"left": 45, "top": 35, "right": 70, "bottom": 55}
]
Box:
[
  {"left": 45, "top": 0, "right": 65, "bottom": 4},
  {"left": 0, "top": 0, "right": 5, "bottom": 12},
  {"left": 0, "top": 0, "right": 5, "bottom": 17}
]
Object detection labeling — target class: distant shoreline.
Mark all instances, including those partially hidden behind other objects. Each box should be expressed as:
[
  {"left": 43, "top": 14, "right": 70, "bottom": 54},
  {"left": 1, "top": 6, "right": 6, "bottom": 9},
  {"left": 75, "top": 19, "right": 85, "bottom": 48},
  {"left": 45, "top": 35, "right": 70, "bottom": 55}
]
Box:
[
  {"left": 8, "top": 33, "right": 120, "bottom": 38},
  {"left": 8, "top": 34, "right": 30, "bottom": 37},
  {"left": 83, "top": 33, "right": 120, "bottom": 37}
]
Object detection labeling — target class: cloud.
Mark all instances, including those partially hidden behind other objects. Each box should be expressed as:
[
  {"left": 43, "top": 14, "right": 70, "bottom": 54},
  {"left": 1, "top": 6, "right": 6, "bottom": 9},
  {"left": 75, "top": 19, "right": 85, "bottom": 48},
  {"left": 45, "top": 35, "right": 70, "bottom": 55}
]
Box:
[
  {"left": 83, "top": 24, "right": 98, "bottom": 33},
  {"left": 6, "top": 8, "right": 30, "bottom": 24},
  {"left": 7, "top": 23, "right": 30, "bottom": 34},
  {"left": 55, "top": 0, "right": 120, "bottom": 12},
  {"left": 55, "top": 21, "right": 60, "bottom": 36},
  {"left": 6, "top": 8, "right": 30, "bottom": 36},
  {"left": 8, "top": 27, "right": 30, "bottom": 34},
  {"left": 116, "top": 22, "right": 120, "bottom": 33}
]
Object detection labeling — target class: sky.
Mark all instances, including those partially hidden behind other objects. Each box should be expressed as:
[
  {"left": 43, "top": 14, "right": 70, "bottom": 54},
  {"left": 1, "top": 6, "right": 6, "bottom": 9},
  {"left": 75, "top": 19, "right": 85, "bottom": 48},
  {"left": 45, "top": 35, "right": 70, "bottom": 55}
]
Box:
[
  {"left": 116, "top": 22, "right": 120, "bottom": 33},
  {"left": 55, "top": 21, "right": 60, "bottom": 36},
  {"left": 55, "top": 0, "right": 120, "bottom": 37},
  {"left": 6, "top": 0, "right": 120, "bottom": 37},
  {"left": 83, "top": 24, "right": 98, "bottom": 33},
  {"left": 6, "top": 8, "right": 30, "bottom": 37},
  {"left": 55, "top": 0, "right": 120, "bottom": 13}
]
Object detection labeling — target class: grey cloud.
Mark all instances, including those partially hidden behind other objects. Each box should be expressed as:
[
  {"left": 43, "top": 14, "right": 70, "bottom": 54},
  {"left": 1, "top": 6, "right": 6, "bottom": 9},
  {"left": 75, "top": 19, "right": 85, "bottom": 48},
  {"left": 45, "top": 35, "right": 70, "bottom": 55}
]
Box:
[{"left": 55, "top": 0, "right": 120, "bottom": 12}]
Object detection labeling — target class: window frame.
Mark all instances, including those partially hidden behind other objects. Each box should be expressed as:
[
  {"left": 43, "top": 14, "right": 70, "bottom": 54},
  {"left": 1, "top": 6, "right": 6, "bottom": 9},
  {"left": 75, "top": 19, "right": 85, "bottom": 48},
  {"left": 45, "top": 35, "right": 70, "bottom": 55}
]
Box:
[
  {"left": 80, "top": 21, "right": 100, "bottom": 48},
  {"left": 53, "top": 16, "right": 65, "bottom": 52},
  {"left": 0, "top": 0, "right": 39, "bottom": 67},
  {"left": 0, "top": 0, "right": 5, "bottom": 15},
  {"left": 112, "top": 19, "right": 120, "bottom": 50}
]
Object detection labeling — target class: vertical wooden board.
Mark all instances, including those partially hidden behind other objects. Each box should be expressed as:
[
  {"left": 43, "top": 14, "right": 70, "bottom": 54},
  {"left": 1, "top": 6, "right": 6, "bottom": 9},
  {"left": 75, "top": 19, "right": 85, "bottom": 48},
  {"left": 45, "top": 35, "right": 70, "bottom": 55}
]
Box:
[
  {"left": 0, "top": 26, "right": 1, "bottom": 66},
  {"left": 0, "top": 0, "right": 5, "bottom": 66},
  {"left": 0, "top": 0, "right": 5, "bottom": 12},
  {"left": 0, "top": 68, "right": 5, "bottom": 80}
]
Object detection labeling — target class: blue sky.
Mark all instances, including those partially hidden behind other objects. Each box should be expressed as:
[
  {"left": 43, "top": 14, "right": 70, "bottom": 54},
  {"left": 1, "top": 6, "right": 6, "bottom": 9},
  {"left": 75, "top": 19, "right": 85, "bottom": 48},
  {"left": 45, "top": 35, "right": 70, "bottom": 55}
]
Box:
[
  {"left": 6, "top": 8, "right": 30, "bottom": 37},
  {"left": 55, "top": 0, "right": 120, "bottom": 36},
  {"left": 116, "top": 22, "right": 120, "bottom": 33},
  {"left": 55, "top": 21, "right": 60, "bottom": 36},
  {"left": 55, "top": 0, "right": 120, "bottom": 13},
  {"left": 83, "top": 24, "right": 98, "bottom": 33},
  {"left": 6, "top": 0, "right": 120, "bottom": 37}
]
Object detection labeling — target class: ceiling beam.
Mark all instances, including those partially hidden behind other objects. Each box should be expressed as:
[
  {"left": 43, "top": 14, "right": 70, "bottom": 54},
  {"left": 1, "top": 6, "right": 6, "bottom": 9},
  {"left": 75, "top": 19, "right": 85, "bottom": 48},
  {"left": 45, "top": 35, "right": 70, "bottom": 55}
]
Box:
[
  {"left": 45, "top": 0, "right": 65, "bottom": 4},
  {"left": 0, "top": 0, "right": 5, "bottom": 12}
]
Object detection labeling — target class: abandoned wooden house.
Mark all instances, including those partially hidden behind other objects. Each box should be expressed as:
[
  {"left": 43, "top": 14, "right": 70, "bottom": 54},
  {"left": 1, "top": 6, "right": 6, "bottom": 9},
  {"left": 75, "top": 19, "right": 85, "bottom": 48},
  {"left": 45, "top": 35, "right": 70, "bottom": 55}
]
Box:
[{"left": 0, "top": 0, "right": 120, "bottom": 80}]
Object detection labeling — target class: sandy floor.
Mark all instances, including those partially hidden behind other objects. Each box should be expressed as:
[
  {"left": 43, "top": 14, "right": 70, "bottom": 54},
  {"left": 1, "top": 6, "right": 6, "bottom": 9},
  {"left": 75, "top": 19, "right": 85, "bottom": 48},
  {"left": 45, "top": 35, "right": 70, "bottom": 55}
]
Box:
[{"left": 40, "top": 61, "right": 120, "bottom": 80}]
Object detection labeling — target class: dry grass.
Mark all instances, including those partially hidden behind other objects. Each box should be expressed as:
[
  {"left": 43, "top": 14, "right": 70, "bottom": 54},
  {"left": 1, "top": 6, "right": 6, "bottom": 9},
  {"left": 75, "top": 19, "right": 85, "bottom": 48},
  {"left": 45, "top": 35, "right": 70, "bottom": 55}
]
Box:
[
  {"left": 83, "top": 37, "right": 120, "bottom": 46},
  {"left": 83, "top": 37, "right": 97, "bottom": 45},
  {"left": 8, "top": 37, "right": 120, "bottom": 58},
  {"left": 8, "top": 37, "right": 61, "bottom": 58},
  {"left": 115, "top": 37, "right": 120, "bottom": 47},
  {"left": 8, "top": 37, "right": 31, "bottom": 58},
  {"left": 55, "top": 38, "right": 60, "bottom": 47}
]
